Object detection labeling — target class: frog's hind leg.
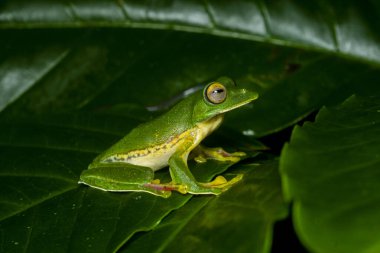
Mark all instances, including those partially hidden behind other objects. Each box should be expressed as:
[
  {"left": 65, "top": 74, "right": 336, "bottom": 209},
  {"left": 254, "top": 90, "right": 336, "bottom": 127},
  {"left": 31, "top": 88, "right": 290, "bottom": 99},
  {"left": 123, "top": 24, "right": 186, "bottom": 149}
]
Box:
[
  {"left": 143, "top": 179, "right": 187, "bottom": 195},
  {"left": 168, "top": 152, "right": 243, "bottom": 195},
  {"left": 79, "top": 162, "right": 173, "bottom": 198}
]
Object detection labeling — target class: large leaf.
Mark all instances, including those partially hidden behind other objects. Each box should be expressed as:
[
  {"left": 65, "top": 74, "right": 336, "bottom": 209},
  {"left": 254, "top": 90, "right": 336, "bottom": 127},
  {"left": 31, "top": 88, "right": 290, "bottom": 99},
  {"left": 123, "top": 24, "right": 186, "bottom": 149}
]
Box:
[
  {"left": 280, "top": 95, "right": 380, "bottom": 253},
  {"left": 1, "top": 1, "right": 380, "bottom": 66},
  {"left": 0, "top": 43, "right": 68, "bottom": 112},
  {"left": 2, "top": 28, "right": 380, "bottom": 137},
  {"left": 0, "top": 113, "right": 264, "bottom": 252},
  {"left": 1, "top": 1, "right": 380, "bottom": 252},
  {"left": 123, "top": 161, "right": 287, "bottom": 253},
  {"left": 224, "top": 56, "right": 380, "bottom": 136}
]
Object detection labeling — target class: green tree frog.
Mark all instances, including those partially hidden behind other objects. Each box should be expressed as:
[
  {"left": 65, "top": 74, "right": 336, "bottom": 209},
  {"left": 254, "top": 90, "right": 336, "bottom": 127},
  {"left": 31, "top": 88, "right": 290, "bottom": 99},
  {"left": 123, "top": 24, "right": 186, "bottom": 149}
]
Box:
[{"left": 79, "top": 77, "right": 258, "bottom": 198}]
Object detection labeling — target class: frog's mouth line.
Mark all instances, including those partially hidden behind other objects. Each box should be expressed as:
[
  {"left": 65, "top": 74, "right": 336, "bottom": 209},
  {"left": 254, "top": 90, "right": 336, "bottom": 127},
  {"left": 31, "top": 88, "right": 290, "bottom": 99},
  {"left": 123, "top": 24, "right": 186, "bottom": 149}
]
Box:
[{"left": 218, "top": 98, "right": 256, "bottom": 114}]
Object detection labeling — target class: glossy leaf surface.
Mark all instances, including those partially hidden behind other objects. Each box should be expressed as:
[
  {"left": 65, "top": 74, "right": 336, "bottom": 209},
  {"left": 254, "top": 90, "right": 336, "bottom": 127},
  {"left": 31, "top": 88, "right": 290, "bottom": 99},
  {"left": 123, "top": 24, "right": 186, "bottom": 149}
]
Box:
[
  {"left": 1, "top": 1, "right": 380, "bottom": 252},
  {"left": 0, "top": 114, "right": 268, "bottom": 252},
  {"left": 123, "top": 161, "right": 287, "bottom": 253},
  {"left": 281, "top": 95, "right": 380, "bottom": 253},
  {"left": 1, "top": 1, "right": 380, "bottom": 65}
]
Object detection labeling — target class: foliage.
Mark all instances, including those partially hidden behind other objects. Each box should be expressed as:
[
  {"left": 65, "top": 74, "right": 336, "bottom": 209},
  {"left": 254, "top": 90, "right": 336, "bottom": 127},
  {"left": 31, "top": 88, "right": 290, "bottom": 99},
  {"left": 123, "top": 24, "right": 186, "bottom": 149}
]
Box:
[{"left": 0, "top": 1, "right": 380, "bottom": 252}]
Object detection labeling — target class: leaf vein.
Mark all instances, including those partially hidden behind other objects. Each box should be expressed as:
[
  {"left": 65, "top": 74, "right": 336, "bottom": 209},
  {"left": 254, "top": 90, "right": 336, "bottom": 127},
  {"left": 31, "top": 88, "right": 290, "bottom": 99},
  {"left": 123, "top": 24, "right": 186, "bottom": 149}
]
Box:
[{"left": 0, "top": 186, "right": 77, "bottom": 222}]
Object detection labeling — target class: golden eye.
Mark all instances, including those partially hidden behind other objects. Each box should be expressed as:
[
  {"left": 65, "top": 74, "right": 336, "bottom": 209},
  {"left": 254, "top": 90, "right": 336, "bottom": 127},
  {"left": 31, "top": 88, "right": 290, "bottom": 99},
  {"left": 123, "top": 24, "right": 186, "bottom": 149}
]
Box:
[{"left": 205, "top": 82, "right": 227, "bottom": 104}]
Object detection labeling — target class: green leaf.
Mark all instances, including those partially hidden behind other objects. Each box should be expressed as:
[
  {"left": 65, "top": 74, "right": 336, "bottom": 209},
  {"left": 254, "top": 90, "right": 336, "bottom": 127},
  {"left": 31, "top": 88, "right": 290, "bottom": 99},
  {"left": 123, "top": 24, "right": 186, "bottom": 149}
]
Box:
[
  {"left": 0, "top": 114, "right": 257, "bottom": 252},
  {"left": 122, "top": 161, "right": 287, "bottom": 253},
  {"left": 2, "top": 1, "right": 380, "bottom": 252},
  {"left": 280, "top": 95, "right": 380, "bottom": 253},
  {"left": 224, "top": 56, "right": 380, "bottom": 137},
  {"left": 1, "top": 1, "right": 380, "bottom": 66},
  {"left": 4, "top": 28, "right": 379, "bottom": 137},
  {"left": 0, "top": 28, "right": 304, "bottom": 137},
  {"left": 0, "top": 31, "right": 70, "bottom": 112}
]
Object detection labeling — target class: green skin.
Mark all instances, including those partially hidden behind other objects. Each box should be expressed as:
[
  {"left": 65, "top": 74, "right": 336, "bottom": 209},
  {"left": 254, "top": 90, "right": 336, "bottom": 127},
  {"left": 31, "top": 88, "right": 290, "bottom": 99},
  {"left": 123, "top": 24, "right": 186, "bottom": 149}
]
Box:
[{"left": 79, "top": 77, "right": 258, "bottom": 198}]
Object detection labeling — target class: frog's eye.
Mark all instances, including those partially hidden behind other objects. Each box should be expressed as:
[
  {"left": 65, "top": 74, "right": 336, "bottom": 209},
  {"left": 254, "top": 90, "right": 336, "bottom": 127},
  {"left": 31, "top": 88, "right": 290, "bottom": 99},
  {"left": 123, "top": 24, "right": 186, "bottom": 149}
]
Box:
[{"left": 205, "top": 82, "right": 227, "bottom": 104}]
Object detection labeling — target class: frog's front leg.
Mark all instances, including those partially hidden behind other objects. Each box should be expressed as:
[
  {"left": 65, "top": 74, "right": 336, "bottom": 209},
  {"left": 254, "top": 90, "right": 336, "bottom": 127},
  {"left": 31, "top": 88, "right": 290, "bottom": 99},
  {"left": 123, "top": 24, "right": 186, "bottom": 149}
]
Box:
[
  {"left": 79, "top": 162, "right": 182, "bottom": 198},
  {"left": 168, "top": 150, "right": 243, "bottom": 195},
  {"left": 192, "top": 145, "right": 246, "bottom": 163}
]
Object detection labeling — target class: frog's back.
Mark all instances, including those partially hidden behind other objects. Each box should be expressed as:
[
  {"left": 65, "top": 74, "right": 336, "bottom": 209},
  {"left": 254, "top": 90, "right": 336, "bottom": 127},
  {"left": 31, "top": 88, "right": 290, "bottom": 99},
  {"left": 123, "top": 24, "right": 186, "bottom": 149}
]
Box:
[
  {"left": 118, "top": 101, "right": 195, "bottom": 151},
  {"left": 93, "top": 96, "right": 197, "bottom": 169}
]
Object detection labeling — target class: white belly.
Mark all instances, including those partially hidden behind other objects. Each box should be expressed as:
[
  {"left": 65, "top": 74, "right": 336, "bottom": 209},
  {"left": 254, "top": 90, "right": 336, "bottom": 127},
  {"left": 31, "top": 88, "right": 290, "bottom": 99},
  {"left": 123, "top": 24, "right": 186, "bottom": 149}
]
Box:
[{"left": 127, "top": 144, "right": 179, "bottom": 171}]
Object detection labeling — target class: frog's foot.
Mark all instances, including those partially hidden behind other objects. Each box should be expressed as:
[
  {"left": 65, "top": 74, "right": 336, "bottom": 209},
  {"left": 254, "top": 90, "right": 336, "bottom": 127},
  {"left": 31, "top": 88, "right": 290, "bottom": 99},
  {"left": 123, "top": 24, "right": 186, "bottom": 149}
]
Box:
[
  {"left": 184, "top": 174, "right": 243, "bottom": 195},
  {"left": 199, "top": 174, "right": 243, "bottom": 189},
  {"left": 193, "top": 146, "right": 246, "bottom": 164}
]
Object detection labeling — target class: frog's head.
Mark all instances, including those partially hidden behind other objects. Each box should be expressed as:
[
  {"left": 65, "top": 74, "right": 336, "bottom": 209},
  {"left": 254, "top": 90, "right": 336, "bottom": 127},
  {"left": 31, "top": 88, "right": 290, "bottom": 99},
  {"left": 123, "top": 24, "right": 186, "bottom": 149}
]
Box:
[{"left": 193, "top": 77, "right": 259, "bottom": 123}]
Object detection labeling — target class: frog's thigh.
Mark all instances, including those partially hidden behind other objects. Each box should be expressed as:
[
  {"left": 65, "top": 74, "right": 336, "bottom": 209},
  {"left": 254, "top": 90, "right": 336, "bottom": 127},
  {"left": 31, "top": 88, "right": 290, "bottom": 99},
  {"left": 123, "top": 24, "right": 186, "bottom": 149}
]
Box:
[
  {"left": 79, "top": 163, "right": 171, "bottom": 197},
  {"left": 168, "top": 153, "right": 197, "bottom": 186}
]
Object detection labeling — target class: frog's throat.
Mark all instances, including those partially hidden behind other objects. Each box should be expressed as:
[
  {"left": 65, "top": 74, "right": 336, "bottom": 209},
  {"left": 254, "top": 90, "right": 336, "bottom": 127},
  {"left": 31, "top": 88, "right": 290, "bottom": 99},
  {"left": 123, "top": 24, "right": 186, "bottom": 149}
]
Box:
[
  {"left": 100, "top": 114, "right": 224, "bottom": 171},
  {"left": 195, "top": 114, "right": 224, "bottom": 140}
]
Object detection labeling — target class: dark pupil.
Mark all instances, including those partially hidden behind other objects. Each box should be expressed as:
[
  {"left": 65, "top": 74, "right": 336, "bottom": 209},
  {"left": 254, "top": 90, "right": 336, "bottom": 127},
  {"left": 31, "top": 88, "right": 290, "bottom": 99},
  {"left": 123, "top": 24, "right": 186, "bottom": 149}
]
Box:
[{"left": 213, "top": 88, "right": 224, "bottom": 94}]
